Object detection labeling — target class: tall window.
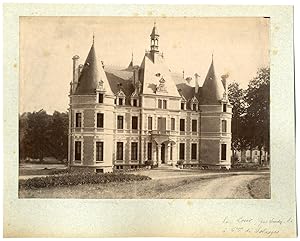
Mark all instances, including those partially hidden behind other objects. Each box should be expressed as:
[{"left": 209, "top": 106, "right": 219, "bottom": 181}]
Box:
[
  {"left": 180, "top": 119, "right": 185, "bottom": 131},
  {"left": 117, "top": 116, "right": 124, "bottom": 129},
  {"left": 132, "top": 116, "right": 138, "bottom": 130},
  {"left": 75, "top": 141, "right": 81, "bottom": 161},
  {"left": 221, "top": 144, "right": 226, "bottom": 160},
  {"left": 191, "top": 143, "right": 197, "bottom": 160},
  {"left": 75, "top": 113, "right": 82, "bottom": 127},
  {"left": 119, "top": 98, "right": 124, "bottom": 105},
  {"left": 96, "top": 142, "right": 104, "bottom": 162},
  {"left": 170, "top": 145, "right": 173, "bottom": 160},
  {"left": 147, "top": 143, "right": 152, "bottom": 160},
  {"left": 148, "top": 117, "right": 153, "bottom": 130},
  {"left": 179, "top": 143, "right": 185, "bottom": 160},
  {"left": 116, "top": 142, "right": 123, "bottom": 160},
  {"left": 222, "top": 120, "right": 227, "bottom": 132},
  {"left": 98, "top": 93, "right": 104, "bottom": 103},
  {"left": 131, "top": 142, "right": 138, "bottom": 160},
  {"left": 163, "top": 100, "right": 167, "bottom": 109},
  {"left": 97, "top": 113, "right": 104, "bottom": 128},
  {"left": 158, "top": 117, "right": 166, "bottom": 131},
  {"left": 158, "top": 99, "right": 162, "bottom": 109},
  {"left": 223, "top": 104, "right": 227, "bottom": 112},
  {"left": 171, "top": 118, "right": 175, "bottom": 131},
  {"left": 192, "top": 119, "right": 197, "bottom": 132}
]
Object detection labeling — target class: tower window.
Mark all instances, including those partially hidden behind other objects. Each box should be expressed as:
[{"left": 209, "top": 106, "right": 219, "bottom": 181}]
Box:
[
  {"left": 223, "top": 104, "right": 227, "bottom": 112},
  {"left": 148, "top": 117, "right": 153, "bottom": 130},
  {"left": 171, "top": 118, "right": 175, "bottom": 131},
  {"left": 191, "top": 143, "right": 197, "bottom": 160},
  {"left": 222, "top": 120, "right": 227, "bottom": 132},
  {"left": 133, "top": 99, "right": 138, "bottom": 107},
  {"left": 179, "top": 143, "right": 185, "bottom": 160},
  {"left": 181, "top": 102, "right": 185, "bottom": 110},
  {"left": 96, "top": 142, "right": 104, "bottom": 162},
  {"left": 221, "top": 144, "right": 227, "bottom": 160},
  {"left": 116, "top": 142, "right": 123, "bottom": 160},
  {"left": 192, "top": 119, "right": 197, "bottom": 132},
  {"left": 132, "top": 116, "right": 138, "bottom": 130},
  {"left": 131, "top": 142, "right": 138, "bottom": 160},
  {"left": 97, "top": 113, "right": 104, "bottom": 128},
  {"left": 75, "top": 113, "right": 82, "bottom": 128},
  {"left": 117, "top": 115, "right": 124, "bottom": 129},
  {"left": 74, "top": 141, "right": 82, "bottom": 161},
  {"left": 98, "top": 93, "right": 104, "bottom": 103},
  {"left": 180, "top": 119, "right": 185, "bottom": 131},
  {"left": 119, "top": 98, "right": 123, "bottom": 106}
]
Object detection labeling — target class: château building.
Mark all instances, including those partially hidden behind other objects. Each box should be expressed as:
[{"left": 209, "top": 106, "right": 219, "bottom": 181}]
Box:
[{"left": 68, "top": 23, "right": 232, "bottom": 173}]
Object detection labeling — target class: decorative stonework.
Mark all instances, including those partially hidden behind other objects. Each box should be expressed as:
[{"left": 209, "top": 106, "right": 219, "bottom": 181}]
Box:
[
  {"left": 156, "top": 77, "right": 167, "bottom": 93},
  {"left": 96, "top": 79, "right": 105, "bottom": 91}
]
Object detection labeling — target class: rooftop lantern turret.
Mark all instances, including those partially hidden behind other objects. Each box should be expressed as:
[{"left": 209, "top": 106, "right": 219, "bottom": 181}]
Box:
[{"left": 150, "top": 22, "right": 159, "bottom": 54}]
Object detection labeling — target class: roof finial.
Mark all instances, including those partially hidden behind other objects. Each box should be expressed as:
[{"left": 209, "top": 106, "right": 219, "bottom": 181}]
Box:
[
  {"left": 154, "top": 20, "right": 156, "bottom": 27},
  {"left": 92, "top": 32, "right": 95, "bottom": 45},
  {"left": 212, "top": 52, "right": 214, "bottom": 62}
]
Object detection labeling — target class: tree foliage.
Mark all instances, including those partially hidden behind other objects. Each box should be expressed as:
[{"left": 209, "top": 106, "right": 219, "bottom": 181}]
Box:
[
  {"left": 228, "top": 67, "right": 270, "bottom": 158},
  {"left": 19, "top": 110, "right": 68, "bottom": 164}
]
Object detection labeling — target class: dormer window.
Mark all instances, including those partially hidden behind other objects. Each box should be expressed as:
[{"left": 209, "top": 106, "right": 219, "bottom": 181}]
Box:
[
  {"left": 98, "top": 93, "right": 104, "bottom": 103},
  {"left": 116, "top": 89, "right": 126, "bottom": 106},
  {"left": 190, "top": 96, "right": 199, "bottom": 111},
  {"left": 223, "top": 104, "right": 227, "bottom": 112}
]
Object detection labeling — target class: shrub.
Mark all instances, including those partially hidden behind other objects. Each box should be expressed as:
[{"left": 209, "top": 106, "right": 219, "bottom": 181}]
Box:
[
  {"left": 19, "top": 173, "right": 151, "bottom": 189},
  {"left": 177, "top": 160, "right": 184, "bottom": 165},
  {"left": 144, "top": 160, "right": 154, "bottom": 166}
]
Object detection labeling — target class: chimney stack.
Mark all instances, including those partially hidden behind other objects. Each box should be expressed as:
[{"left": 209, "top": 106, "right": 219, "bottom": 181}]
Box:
[
  {"left": 72, "top": 55, "right": 80, "bottom": 93},
  {"left": 194, "top": 73, "right": 199, "bottom": 94},
  {"left": 133, "top": 67, "right": 139, "bottom": 86},
  {"left": 221, "top": 73, "right": 229, "bottom": 99}
]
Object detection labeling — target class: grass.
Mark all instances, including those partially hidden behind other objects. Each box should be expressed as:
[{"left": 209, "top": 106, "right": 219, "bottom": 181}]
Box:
[
  {"left": 247, "top": 176, "right": 270, "bottom": 199},
  {"left": 19, "top": 175, "right": 215, "bottom": 199},
  {"left": 19, "top": 168, "right": 68, "bottom": 176}
]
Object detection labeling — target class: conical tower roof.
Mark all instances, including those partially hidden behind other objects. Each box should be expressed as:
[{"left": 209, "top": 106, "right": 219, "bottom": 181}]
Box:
[
  {"left": 74, "top": 40, "right": 113, "bottom": 95},
  {"left": 201, "top": 56, "right": 224, "bottom": 104}
]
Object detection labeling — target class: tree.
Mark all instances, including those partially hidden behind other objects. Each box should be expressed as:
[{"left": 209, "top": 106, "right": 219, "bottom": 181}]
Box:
[
  {"left": 244, "top": 67, "right": 270, "bottom": 164},
  {"left": 46, "top": 111, "right": 69, "bottom": 163},
  {"left": 23, "top": 109, "right": 51, "bottom": 163},
  {"left": 228, "top": 82, "right": 248, "bottom": 155}
]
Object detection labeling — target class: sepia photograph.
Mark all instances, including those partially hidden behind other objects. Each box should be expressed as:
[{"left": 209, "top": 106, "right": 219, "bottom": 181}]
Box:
[
  {"left": 18, "top": 16, "right": 270, "bottom": 199},
  {"left": 3, "top": 4, "right": 296, "bottom": 238}
]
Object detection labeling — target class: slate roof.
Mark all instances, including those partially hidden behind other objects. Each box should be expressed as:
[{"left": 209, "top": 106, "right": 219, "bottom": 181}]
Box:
[
  {"left": 74, "top": 43, "right": 113, "bottom": 96},
  {"left": 201, "top": 57, "right": 224, "bottom": 104}
]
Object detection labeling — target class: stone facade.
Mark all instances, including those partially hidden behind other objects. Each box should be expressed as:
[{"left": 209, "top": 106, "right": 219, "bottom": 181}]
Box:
[{"left": 68, "top": 24, "right": 232, "bottom": 173}]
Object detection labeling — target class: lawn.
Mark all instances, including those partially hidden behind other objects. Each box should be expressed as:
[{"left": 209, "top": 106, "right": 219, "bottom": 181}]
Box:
[{"left": 247, "top": 176, "right": 270, "bottom": 199}]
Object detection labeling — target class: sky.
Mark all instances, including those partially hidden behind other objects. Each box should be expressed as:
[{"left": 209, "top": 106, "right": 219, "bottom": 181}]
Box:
[{"left": 20, "top": 16, "right": 269, "bottom": 113}]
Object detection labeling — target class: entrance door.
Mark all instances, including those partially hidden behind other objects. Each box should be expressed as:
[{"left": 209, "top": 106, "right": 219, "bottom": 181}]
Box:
[{"left": 161, "top": 143, "right": 165, "bottom": 163}]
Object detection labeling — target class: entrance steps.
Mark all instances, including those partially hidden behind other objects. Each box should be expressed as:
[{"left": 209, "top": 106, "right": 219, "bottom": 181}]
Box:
[{"left": 156, "top": 164, "right": 178, "bottom": 170}]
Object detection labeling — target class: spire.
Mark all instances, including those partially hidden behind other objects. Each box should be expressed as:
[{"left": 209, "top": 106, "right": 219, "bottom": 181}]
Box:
[
  {"left": 201, "top": 56, "right": 224, "bottom": 104},
  {"left": 74, "top": 41, "right": 113, "bottom": 95}
]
